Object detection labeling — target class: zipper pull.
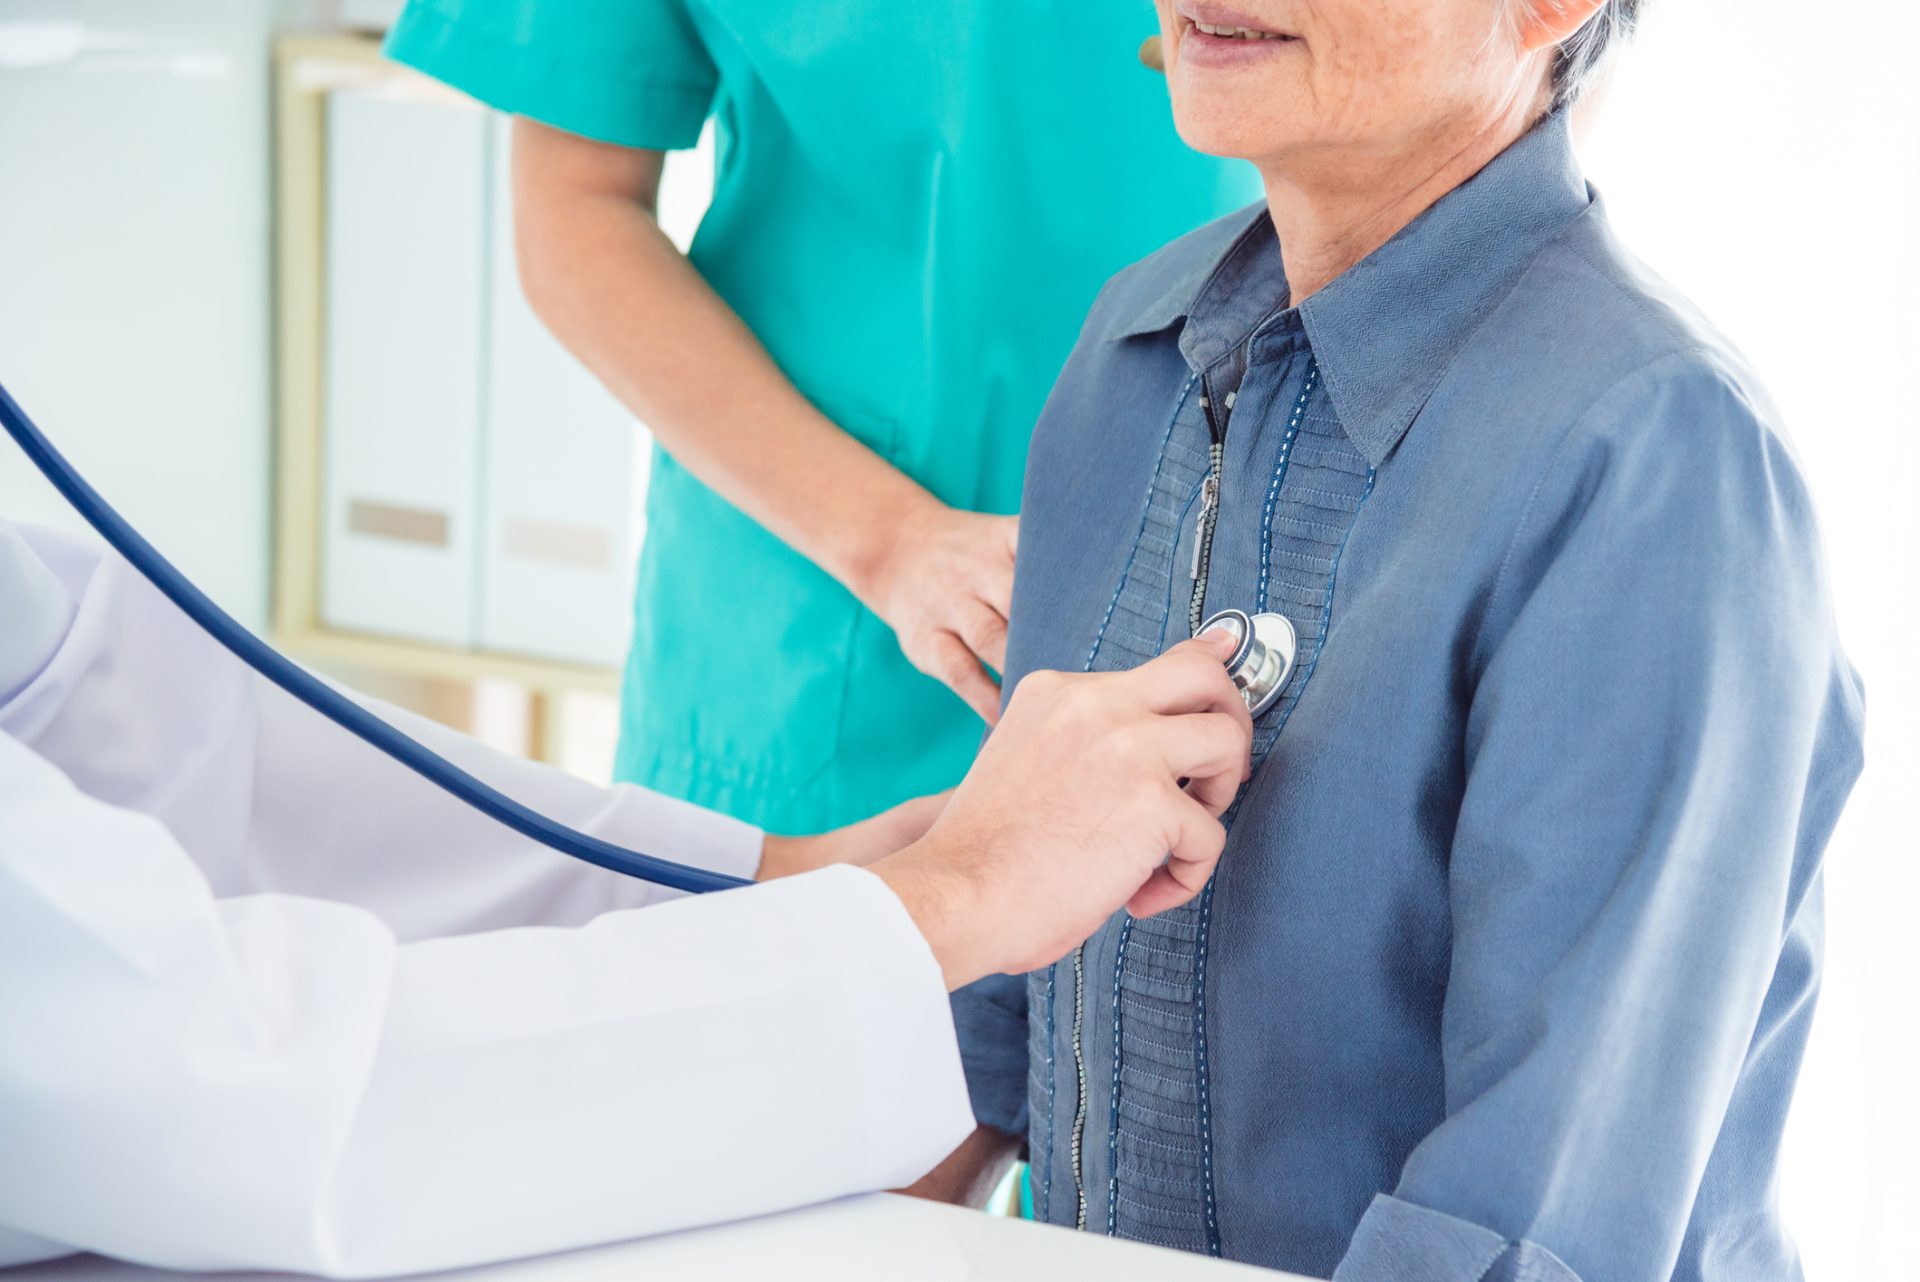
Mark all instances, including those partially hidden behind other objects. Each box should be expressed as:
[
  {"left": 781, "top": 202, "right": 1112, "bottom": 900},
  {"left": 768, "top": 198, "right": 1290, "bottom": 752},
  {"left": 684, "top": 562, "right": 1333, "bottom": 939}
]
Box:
[{"left": 1190, "top": 472, "right": 1219, "bottom": 579}]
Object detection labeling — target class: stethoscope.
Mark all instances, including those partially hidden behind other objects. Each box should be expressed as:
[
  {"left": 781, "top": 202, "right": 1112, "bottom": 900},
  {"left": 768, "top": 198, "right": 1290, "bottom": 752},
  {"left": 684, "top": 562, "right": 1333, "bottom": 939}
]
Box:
[
  {"left": 1194, "top": 607, "right": 1295, "bottom": 717},
  {"left": 1, "top": 381, "right": 1295, "bottom": 893}
]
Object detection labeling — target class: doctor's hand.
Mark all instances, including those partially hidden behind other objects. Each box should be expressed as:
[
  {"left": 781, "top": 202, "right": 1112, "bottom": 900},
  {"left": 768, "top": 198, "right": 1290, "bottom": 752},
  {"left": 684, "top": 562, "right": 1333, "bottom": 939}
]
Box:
[
  {"left": 856, "top": 502, "right": 1018, "bottom": 726},
  {"left": 756, "top": 791, "right": 951, "bottom": 881},
  {"left": 870, "top": 631, "right": 1252, "bottom": 991}
]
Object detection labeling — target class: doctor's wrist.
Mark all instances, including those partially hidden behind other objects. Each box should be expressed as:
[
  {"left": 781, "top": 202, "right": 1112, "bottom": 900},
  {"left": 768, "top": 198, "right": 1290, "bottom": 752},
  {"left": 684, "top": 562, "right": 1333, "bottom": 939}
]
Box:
[{"left": 871, "top": 843, "right": 989, "bottom": 992}]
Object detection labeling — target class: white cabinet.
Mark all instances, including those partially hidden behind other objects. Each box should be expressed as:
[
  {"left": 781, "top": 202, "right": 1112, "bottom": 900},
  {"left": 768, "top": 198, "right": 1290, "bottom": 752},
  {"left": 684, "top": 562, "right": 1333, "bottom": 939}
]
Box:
[
  {"left": 315, "top": 79, "right": 712, "bottom": 665},
  {"left": 333, "top": 0, "right": 407, "bottom": 29}
]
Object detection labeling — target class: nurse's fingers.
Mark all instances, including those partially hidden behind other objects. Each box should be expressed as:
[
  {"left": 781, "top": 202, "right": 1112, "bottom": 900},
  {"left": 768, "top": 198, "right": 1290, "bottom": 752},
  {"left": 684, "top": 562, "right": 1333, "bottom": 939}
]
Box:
[
  {"left": 990, "top": 522, "right": 1021, "bottom": 617},
  {"left": 1151, "top": 710, "right": 1252, "bottom": 816},
  {"left": 980, "top": 516, "right": 1017, "bottom": 619},
  {"left": 982, "top": 579, "right": 1013, "bottom": 629},
  {"left": 963, "top": 602, "right": 1009, "bottom": 674},
  {"left": 928, "top": 631, "right": 1003, "bottom": 724},
  {"left": 1127, "top": 788, "right": 1226, "bottom": 919}
]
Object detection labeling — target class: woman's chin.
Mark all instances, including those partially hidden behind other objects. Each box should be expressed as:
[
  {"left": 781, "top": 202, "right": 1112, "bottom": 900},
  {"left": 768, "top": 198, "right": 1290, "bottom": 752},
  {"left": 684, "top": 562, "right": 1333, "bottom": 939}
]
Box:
[
  {"left": 1172, "top": 110, "right": 1297, "bottom": 167},
  {"left": 1169, "top": 75, "right": 1319, "bottom": 165}
]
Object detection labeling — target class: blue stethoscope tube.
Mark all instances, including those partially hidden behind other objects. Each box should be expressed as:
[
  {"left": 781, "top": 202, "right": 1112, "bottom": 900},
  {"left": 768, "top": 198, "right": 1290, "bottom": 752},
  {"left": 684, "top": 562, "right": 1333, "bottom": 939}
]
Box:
[{"left": 0, "top": 380, "right": 749, "bottom": 894}]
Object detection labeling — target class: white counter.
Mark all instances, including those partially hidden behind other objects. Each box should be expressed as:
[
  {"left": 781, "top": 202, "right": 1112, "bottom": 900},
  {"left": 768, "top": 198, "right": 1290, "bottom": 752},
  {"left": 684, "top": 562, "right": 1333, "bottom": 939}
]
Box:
[{"left": 7, "top": 1194, "right": 1313, "bottom": 1282}]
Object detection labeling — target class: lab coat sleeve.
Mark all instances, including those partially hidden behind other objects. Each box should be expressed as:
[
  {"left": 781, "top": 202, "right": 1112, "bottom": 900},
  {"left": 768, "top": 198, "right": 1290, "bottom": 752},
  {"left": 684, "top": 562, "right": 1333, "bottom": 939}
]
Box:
[
  {"left": 0, "top": 521, "right": 762, "bottom": 940},
  {"left": 0, "top": 729, "right": 973, "bottom": 1276},
  {"left": 1332, "top": 358, "right": 1865, "bottom": 1282}
]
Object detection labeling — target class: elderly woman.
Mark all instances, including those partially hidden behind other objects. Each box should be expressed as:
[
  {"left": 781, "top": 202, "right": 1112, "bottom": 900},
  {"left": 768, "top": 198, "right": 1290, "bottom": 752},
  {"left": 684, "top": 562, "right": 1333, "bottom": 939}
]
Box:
[{"left": 937, "top": 2, "right": 1865, "bottom": 1280}]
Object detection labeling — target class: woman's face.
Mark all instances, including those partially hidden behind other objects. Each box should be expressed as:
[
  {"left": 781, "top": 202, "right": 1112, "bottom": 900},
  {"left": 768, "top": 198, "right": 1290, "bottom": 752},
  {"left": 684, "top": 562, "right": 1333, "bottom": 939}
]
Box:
[{"left": 1156, "top": 1, "right": 1548, "bottom": 171}]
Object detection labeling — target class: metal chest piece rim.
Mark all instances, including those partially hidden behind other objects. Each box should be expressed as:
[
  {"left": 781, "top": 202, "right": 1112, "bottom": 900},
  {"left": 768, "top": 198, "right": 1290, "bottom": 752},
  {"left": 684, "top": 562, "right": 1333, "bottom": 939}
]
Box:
[{"left": 1197, "top": 607, "right": 1297, "bottom": 718}]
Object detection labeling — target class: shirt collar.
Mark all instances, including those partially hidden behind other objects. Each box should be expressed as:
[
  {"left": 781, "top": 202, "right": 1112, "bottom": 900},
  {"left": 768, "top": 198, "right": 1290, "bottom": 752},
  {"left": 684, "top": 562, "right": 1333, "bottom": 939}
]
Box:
[{"left": 1107, "top": 110, "right": 1593, "bottom": 468}]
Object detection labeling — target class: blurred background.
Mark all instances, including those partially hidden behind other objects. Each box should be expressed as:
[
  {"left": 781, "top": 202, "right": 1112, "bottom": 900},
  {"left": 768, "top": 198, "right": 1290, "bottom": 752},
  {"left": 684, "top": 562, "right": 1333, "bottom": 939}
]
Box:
[{"left": 1, "top": 2, "right": 1913, "bottom": 1276}]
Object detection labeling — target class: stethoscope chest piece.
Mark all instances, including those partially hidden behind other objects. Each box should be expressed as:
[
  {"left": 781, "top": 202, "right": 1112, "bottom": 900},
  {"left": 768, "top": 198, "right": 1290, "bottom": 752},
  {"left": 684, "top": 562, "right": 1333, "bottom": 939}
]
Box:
[{"left": 1198, "top": 608, "right": 1297, "bottom": 717}]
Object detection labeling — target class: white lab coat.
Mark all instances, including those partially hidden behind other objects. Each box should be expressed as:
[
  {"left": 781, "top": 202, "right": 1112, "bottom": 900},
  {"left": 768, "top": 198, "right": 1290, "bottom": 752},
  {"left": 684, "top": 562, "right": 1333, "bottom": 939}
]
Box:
[{"left": 0, "top": 521, "right": 973, "bottom": 1277}]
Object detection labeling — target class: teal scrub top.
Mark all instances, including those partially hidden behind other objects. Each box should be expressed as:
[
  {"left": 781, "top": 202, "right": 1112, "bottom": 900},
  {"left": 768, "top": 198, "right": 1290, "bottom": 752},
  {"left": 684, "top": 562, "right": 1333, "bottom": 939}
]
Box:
[{"left": 387, "top": 1, "right": 1262, "bottom": 832}]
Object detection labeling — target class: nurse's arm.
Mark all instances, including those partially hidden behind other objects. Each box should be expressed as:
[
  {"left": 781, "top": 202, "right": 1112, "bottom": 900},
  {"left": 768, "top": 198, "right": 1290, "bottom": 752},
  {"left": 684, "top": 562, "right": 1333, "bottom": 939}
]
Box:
[
  {"left": 510, "top": 119, "right": 1017, "bottom": 723},
  {"left": 1331, "top": 361, "right": 1865, "bottom": 1282}
]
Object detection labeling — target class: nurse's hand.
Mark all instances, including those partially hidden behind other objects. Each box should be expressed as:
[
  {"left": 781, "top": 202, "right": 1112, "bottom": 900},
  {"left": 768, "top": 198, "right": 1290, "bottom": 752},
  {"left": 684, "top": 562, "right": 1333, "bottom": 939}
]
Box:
[
  {"left": 756, "top": 792, "right": 950, "bottom": 881},
  {"left": 859, "top": 503, "right": 1019, "bottom": 725},
  {"left": 871, "top": 631, "right": 1252, "bottom": 990}
]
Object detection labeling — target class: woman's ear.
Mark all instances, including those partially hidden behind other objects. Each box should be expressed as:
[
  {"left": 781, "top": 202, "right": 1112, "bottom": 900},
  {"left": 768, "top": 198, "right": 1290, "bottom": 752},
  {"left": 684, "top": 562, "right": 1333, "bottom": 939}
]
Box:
[{"left": 1511, "top": 0, "right": 1611, "bottom": 56}]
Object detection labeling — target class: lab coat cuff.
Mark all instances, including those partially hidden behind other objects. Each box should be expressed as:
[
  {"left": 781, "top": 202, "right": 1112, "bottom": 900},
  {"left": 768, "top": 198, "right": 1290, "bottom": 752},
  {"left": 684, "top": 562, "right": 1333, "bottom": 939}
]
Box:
[
  {"left": 790, "top": 866, "right": 975, "bottom": 1185},
  {"left": 1333, "top": 1195, "right": 1583, "bottom": 1282}
]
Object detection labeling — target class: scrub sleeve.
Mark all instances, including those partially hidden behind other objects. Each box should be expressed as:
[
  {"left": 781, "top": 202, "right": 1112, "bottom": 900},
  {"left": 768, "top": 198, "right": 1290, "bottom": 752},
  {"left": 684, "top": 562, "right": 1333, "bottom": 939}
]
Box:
[{"left": 387, "top": 0, "right": 714, "bottom": 150}]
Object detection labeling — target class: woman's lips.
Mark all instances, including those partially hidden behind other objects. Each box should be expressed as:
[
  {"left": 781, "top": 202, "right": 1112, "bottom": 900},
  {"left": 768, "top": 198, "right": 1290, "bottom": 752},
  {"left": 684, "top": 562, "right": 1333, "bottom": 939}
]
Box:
[
  {"left": 1189, "top": 19, "right": 1290, "bottom": 40},
  {"left": 1176, "top": 12, "right": 1301, "bottom": 67}
]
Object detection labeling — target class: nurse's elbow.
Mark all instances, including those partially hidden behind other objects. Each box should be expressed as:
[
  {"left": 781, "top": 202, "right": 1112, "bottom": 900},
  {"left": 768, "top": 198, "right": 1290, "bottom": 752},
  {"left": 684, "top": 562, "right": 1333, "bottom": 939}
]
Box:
[
  {"left": 511, "top": 191, "right": 606, "bottom": 332},
  {"left": 512, "top": 207, "right": 569, "bottom": 326},
  {"left": 510, "top": 184, "right": 582, "bottom": 323}
]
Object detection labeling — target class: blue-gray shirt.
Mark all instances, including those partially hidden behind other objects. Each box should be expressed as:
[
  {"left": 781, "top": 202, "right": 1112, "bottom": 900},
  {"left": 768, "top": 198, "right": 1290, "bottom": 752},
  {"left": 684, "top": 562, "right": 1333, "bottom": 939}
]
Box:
[{"left": 953, "top": 111, "right": 1864, "bottom": 1282}]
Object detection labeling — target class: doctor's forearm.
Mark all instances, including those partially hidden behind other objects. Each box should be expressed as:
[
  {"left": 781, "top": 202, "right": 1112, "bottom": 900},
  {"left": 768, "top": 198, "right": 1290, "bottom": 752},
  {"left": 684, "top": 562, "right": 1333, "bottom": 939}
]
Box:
[{"left": 511, "top": 122, "right": 931, "bottom": 603}]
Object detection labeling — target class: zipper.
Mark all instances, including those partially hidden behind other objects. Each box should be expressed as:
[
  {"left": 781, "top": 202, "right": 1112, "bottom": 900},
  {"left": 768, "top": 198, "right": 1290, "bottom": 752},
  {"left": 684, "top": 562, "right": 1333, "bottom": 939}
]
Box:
[
  {"left": 1065, "top": 375, "right": 1236, "bottom": 1234},
  {"left": 1188, "top": 384, "right": 1233, "bottom": 633},
  {"left": 1068, "top": 946, "right": 1089, "bottom": 1229}
]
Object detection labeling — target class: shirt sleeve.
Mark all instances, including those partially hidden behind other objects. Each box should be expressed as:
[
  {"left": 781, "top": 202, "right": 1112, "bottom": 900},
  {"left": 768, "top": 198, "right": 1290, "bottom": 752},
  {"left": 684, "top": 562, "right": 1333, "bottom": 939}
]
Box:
[
  {"left": 1333, "top": 354, "right": 1865, "bottom": 1282},
  {"left": 385, "top": 0, "right": 718, "bottom": 150},
  {"left": 0, "top": 732, "right": 972, "bottom": 1275}
]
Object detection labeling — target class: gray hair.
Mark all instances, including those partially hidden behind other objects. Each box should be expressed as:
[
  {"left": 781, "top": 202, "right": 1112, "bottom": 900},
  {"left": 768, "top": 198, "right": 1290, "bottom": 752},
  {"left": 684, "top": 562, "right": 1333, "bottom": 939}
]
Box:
[{"left": 1539, "top": 0, "right": 1644, "bottom": 106}]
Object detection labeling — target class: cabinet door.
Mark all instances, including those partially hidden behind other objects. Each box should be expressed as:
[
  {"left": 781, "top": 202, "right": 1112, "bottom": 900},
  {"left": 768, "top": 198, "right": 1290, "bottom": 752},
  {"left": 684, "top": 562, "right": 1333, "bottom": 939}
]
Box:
[
  {"left": 474, "top": 118, "right": 647, "bottom": 668},
  {"left": 321, "top": 84, "right": 486, "bottom": 648}
]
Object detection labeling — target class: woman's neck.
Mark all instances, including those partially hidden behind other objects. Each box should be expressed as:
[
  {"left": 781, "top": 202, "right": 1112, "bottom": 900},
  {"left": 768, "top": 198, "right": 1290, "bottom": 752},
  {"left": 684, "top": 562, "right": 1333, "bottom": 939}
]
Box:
[{"left": 1261, "top": 99, "right": 1545, "bottom": 304}]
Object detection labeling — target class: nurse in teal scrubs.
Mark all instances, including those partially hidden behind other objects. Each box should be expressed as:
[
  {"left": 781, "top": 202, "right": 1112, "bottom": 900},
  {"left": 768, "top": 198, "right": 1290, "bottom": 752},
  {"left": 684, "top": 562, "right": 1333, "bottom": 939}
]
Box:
[{"left": 387, "top": 2, "right": 1260, "bottom": 833}]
